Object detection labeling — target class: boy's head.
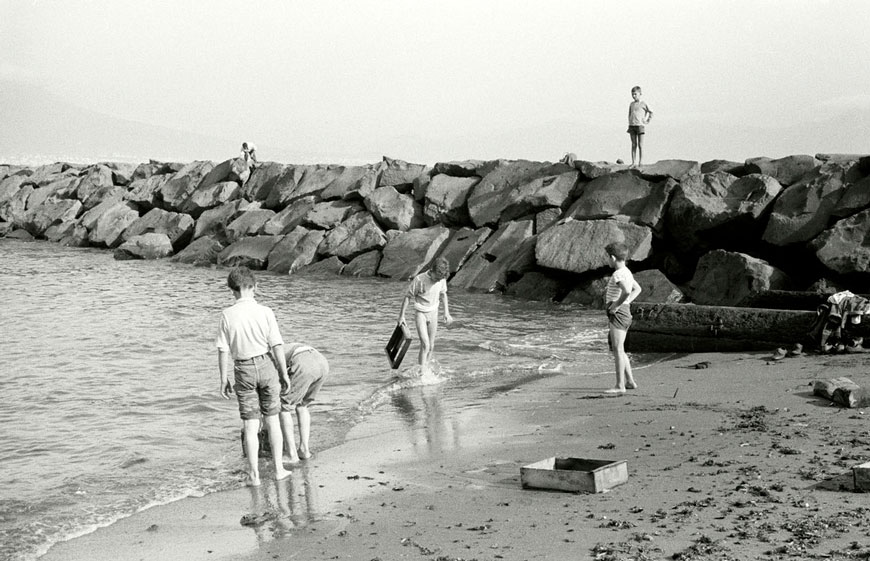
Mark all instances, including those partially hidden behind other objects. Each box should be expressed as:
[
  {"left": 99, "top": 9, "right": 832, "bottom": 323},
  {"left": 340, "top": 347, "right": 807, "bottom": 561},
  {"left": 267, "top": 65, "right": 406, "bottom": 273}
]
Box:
[
  {"left": 227, "top": 266, "right": 257, "bottom": 292},
  {"left": 242, "top": 142, "right": 249, "bottom": 150},
  {"left": 429, "top": 257, "right": 450, "bottom": 281},
  {"left": 605, "top": 242, "right": 629, "bottom": 262},
  {"left": 631, "top": 86, "right": 642, "bottom": 100}
]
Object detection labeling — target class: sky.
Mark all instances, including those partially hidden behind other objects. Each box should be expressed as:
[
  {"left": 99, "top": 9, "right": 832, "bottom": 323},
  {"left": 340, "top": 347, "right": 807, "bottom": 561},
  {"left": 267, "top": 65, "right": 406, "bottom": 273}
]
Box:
[{"left": 2, "top": 0, "right": 869, "bottom": 166}]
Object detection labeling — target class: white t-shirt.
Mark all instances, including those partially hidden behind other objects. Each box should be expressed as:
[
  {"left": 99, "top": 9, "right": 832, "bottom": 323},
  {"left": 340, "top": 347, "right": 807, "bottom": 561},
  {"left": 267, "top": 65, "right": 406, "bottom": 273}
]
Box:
[
  {"left": 605, "top": 267, "right": 635, "bottom": 309},
  {"left": 215, "top": 297, "right": 284, "bottom": 360},
  {"left": 407, "top": 273, "right": 447, "bottom": 313}
]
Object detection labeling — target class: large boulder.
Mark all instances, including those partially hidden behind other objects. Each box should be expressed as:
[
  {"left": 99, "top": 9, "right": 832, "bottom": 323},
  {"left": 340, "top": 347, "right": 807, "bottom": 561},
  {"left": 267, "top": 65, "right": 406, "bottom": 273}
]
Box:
[
  {"left": 263, "top": 165, "right": 311, "bottom": 209},
  {"left": 700, "top": 160, "right": 747, "bottom": 175},
  {"left": 127, "top": 174, "right": 171, "bottom": 211},
  {"left": 75, "top": 164, "right": 116, "bottom": 210},
  {"left": 342, "top": 250, "right": 382, "bottom": 277},
  {"left": 289, "top": 165, "right": 351, "bottom": 201},
  {"left": 467, "top": 161, "right": 576, "bottom": 227},
  {"left": 107, "top": 162, "right": 137, "bottom": 186},
  {"left": 88, "top": 201, "right": 140, "bottom": 248},
  {"left": 296, "top": 256, "right": 345, "bottom": 275},
  {"left": 228, "top": 157, "right": 250, "bottom": 184},
  {"left": 379, "top": 157, "right": 427, "bottom": 187},
  {"left": 3, "top": 184, "right": 34, "bottom": 227},
  {"left": 317, "top": 212, "right": 387, "bottom": 261},
  {"left": 225, "top": 209, "right": 277, "bottom": 243},
  {"left": 319, "top": 165, "right": 380, "bottom": 201},
  {"left": 687, "top": 249, "right": 791, "bottom": 306},
  {"left": 159, "top": 160, "right": 214, "bottom": 211},
  {"left": 504, "top": 271, "right": 568, "bottom": 302},
  {"left": 451, "top": 219, "right": 534, "bottom": 291},
  {"left": 196, "top": 159, "right": 234, "bottom": 191},
  {"left": 744, "top": 155, "right": 820, "bottom": 186},
  {"left": 217, "top": 235, "right": 283, "bottom": 269},
  {"left": 21, "top": 163, "right": 74, "bottom": 186},
  {"left": 535, "top": 218, "right": 653, "bottom": 274},
  {"left": 423, "top": 175, "right": 479, "bottom": 226},
  {"left": 242, "top": 162, "right": 285, "bottom": 202},
  {"left": 436, "top": 227, "right": 493, "bottom": 275},
  {"left": 266, "top": 227, "right": 325, "bottom": 274},
  {"left": 665, "top": 172, "right": 781, "bottom": 252},
  {"left": 832, "top": 174, "right": 870, "bottom": 219},
  {"left": 260, "top": 196, "right": 316, "bottom": 236},
  {"left": 377, "top": 225, "right": 451, "bottom": 279},
  {"left": 304, "top": 200, "right": 362, "bottom": 230},
  {"left": 28, "top": 176, "right": 80, "bottom": 209},
  {"left": 44, "top": 220, "right": 82, "bottom": 243},
  {"left": 633, "top": 269, "right": 685, "bottom": 303},
  {"left": 131, "top": 160, "right": 175, "bottom": 181},
  {"left": 563, "top": 275, "right": 610, "bottom": 307},
  {"left": 566, "top": 171, "right": 674, "bottom": 233},
  {"left": 762, "top": 162, "right": 851, "bottom": 246},
  {"left": 810, "top": 208, "right": 870, "bottom": 275},
  {"left": 194, "top": 200, "right": 253, "bottom": 243},
  {"left": 573, "top": 160, "right": 630, "bottom": 179},
  {"left": 638, "top": 159, "right": 700, "bottom": 180},
  {"left": 182, "top": 181, "right": 241, "bottom": 218},
  {"left": 23, "top": 198, "right": 82, "bottom": 237},
  {"left": 0, "top": 174, "right": 29, "bottom": 209},
  {"left": 121, "top": 207, "right": 195, "bottom": 249},
  {"left": 365, "top": 186, "right": 424, "bottom": 231},
  {"left": 114, "top": 233, "right": 174, "bottom": 260},
  {"left": 170, "top": 235, "right": 225, "bottom": 266},
  {"left": 432, "top": 159, "right": 498, "bottom": 178}
]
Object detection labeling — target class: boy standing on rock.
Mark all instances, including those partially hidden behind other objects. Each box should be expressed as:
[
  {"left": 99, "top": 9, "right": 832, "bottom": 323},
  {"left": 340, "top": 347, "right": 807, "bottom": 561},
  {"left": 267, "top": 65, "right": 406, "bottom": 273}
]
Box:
[
  {"left": 627, "top": 86, "right": 653, "bottom": 167},
  {"left": 604, "top": 242, "right": 642, "bottom": 394},
  {"left": 216, "top": 266, "right": 292, "bottom": 486}
]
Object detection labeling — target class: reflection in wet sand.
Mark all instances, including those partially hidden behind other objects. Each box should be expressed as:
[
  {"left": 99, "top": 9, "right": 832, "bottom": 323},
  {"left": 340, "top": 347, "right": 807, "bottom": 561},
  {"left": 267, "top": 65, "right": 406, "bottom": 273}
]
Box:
[
  {"left": 390, "top": 382, "right": 462, "bottom": 455},
  {"left": 243, "top": 463, "right": 324, "bottom": 543}
]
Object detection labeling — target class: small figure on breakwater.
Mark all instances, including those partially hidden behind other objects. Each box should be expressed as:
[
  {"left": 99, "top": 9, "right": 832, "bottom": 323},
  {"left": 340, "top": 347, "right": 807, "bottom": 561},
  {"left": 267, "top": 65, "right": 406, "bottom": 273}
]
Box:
[
  {"left": 241, "top": 141, "right": 259, "bottom": 169},
  {"left": 604, "top": 242, "right": 642, "bottom": 394},
  {"left": 627, "top": 86, "right": 653, "bottom": 167},
  {"left": 215, "top": 266, "right": 293, "bottom": 486},
  {"left": 280, "top": 343, "right": 329, "bottom": 463},
  {"left": 398, "top": 257, "right": 453, "bottom": 372}
]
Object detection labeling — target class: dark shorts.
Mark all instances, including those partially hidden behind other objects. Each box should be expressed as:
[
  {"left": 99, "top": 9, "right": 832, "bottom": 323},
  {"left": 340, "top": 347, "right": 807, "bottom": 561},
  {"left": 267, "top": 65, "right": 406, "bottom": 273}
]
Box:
[
  {"left": 627, "top": 125, "right": 645, "bottom": 135},
  {"left": 607, "top": 306, "right": 633, "bottom": 331},
  {"left": 281, "top": 348, "right": 328, "bottom": 409},
  {"left": 234, "top": 354, "right": 281, "bottom": 420}
]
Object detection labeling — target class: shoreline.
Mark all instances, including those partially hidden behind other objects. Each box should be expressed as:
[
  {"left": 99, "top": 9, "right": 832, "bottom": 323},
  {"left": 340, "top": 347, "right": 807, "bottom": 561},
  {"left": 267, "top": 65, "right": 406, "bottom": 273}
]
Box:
[{"left": 42, "top": 350, "right": 870, "bottom": 560}]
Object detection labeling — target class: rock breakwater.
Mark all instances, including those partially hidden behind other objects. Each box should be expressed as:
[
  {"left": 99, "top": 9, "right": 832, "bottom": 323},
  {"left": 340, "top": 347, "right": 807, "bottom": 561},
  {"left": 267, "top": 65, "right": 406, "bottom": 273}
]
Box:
[{"left": 2, "top": 153, "right": 869, "bottom": 306}]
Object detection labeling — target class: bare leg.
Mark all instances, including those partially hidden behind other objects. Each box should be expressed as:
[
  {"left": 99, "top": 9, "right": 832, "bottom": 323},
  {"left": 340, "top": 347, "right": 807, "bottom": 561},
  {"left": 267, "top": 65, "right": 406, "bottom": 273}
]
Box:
[
  {"left": 425, "top": 314, "right": 439, "bottom": 365},
  {"left": 296, "top": 405, "right": 311, "bottom": 459},
  {"left": 415, "top": 312, "right": 431, "bottom": 368},
  {"left": 264, "top": 413, "right": 292, "bottom": 480},
  {"left": 610, "top": 327, "right": 628, "bottom": 390},
  {"left": 279, "top": 411, "right": 300, "bottom": 462},
  {"left": 630, "top": 134, "right": 638, "bottom": 166},
  {"left": 242, "top": 418, "right": 262, "bottom": 486},
  {"left": 637, "top": 134, "right": 644, "bottom": 166}
]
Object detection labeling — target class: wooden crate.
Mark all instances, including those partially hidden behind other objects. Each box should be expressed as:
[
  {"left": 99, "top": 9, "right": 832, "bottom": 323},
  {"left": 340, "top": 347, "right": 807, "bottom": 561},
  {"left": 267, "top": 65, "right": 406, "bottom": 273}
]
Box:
[
  {"left": 854, "top": 461, "right": 870, "bottom": 491},
  {"left": 521, "top": 457, "right": 628, "bottom": 493}
]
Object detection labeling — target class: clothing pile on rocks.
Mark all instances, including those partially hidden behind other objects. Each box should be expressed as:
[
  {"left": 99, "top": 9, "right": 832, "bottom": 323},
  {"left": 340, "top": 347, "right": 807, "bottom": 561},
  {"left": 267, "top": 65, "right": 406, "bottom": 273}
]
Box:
[{"left": 809, "top": 291, "right": 870, "bottom": 352}]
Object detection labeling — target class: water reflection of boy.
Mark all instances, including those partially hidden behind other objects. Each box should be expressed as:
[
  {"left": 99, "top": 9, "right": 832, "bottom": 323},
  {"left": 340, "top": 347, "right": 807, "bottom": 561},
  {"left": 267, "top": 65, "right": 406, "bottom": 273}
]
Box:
[{"left": 398, "top": 257, "right": 453, "bottom": 370}]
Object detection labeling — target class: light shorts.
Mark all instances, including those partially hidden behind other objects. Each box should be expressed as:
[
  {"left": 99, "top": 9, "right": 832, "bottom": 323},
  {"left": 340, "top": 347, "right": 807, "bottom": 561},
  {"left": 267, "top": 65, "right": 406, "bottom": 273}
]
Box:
[
  {"left": 281, "top": 348, "right": 328, "bottom": 409},
  {"left": 234, "top": 354, "right": 281, "bottom": 420},
  {"left": 415, "top": 308, "right": 438, "bottom": 324},
  {"left": 627, "top": 125, "right": 645, "bottom": 135}
]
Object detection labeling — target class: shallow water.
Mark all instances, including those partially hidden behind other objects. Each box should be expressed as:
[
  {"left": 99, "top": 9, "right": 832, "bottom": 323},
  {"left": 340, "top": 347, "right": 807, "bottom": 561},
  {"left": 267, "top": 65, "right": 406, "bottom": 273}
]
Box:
[{"left": 0, "top": 239, "right": 618, "bottom": 561}]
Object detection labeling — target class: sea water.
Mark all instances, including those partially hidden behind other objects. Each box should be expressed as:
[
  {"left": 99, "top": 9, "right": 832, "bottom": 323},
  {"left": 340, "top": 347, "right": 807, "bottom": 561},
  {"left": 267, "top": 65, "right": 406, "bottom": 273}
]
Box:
[{"left": 0, "top": 239, "right": 618, "bottom": 561}]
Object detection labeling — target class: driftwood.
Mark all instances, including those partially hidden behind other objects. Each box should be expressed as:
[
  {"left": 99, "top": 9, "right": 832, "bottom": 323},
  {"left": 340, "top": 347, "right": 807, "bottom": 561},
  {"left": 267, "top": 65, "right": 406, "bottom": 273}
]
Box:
[
  {"left": 741, "top": 290, "right": 870, "bottom": 311},
  {"left": 812, "top": 377, "right": 870, "bottom": 408},
  {"left": 626, "top": 302, "right": 870, "bottom": 353}
]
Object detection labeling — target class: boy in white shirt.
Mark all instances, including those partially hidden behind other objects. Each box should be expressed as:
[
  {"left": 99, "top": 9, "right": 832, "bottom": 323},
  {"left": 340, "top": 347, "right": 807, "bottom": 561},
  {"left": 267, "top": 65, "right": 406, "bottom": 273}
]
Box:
[
  {"left": 604, "top": 242, "right": 642, "bottom": 394},
  {"left": 627, "top": 86, "right": 653, "bottom": 167},
  {"left": 397, "top": 257, "right": 453, "bottom": 370}
]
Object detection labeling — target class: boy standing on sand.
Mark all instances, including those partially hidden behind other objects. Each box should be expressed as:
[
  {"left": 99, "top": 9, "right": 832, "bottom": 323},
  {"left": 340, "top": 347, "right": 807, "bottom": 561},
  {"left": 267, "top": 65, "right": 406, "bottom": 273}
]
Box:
[
  {"left": 604, "top": 242, "right": 642, "bottom": 394},
  {"left": 216, "top": 266, "right": 292, "bottom": 486},
  {"left": 627, "top": 86, "right": 653, "bottom": 167},
  {"left": 280, "top": 343, "right": 329, "bottom": 463},
  {"left": 398, "top": 257, "right": 453, "bottom": 371}
]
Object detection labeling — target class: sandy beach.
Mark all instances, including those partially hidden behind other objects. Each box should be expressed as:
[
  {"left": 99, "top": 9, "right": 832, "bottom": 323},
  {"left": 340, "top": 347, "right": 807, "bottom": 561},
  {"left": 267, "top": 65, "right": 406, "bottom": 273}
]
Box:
[{"left": 42, "top": 350, "right": 870, "bottom": 561}]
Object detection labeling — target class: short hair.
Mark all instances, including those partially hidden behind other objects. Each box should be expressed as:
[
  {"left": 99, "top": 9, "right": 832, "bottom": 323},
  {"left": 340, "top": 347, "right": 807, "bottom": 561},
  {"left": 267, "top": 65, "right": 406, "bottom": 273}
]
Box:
[
  {"left": 631, "top": 86, "right": 642, "bottom": 94},
  {"left": 605, "top": 242, "right": 629, "bottom": 261},
  {"left": 227, "top": 266, "right": 256, "bottom": 291},
  {"left": 241, "top": 142, "right": 249, "bottom": 149},
  {"left": 430, "top": 257, "right": 450, "bottom": 280}
]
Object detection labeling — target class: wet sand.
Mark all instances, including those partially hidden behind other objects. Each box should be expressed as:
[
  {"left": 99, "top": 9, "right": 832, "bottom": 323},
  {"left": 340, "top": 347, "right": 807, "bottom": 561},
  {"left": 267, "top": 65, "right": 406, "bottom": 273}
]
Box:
[{"left": 43, "top": 351, "right": 870, "bottom": 561}]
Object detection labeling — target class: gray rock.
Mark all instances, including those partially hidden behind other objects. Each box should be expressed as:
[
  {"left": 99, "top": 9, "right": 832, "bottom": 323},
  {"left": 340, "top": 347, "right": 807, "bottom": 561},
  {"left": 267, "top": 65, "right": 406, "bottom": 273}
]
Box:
[
  {"left": 304, "top": 200, "right": 362, "bottom": 230},
  {"left": 832, "top": 174, "right": 870, "bottom": 219},
  {"left": 28, "top": 176, "right": 80, "bottom": 209},
  {"left": 88, "top": 201, "right": 140, "bottom": 248},
  {"left": 0, "top": 222, "right": 10, "bottom": 237},
  {"left": 762, "top": 162, "right": 850, "bottom": 246},
  {"left": 266, "top": 227, "right": 325, "bottom": 274},
  {"left": 573, "top": 160, "right": 630, "bottom": 179},
  {"left": 634, "top": 269, "right": 685, "bottom": 303},
  {"left": 379, "top": 157, "right": 427, "bottom": 187},
  {"left": 296, "top": 256, "right": 345, "bottom": 275},
  {"left": 432, "top": 160, "right": 491, "bottom": 177},
  {"left": 76, "top": 164, "right": 116, "bottom": 209},
  {"left": 260, "top": 196, "right": 316, "bottom": 236},
  {"left": 810, "top": 208, "right": 870, "bottom": 275},
  {"left": 377, "top": 225, "right": 451, "bottom": 279},
  {"left": 122, "top": 207, "right": 195, "bottom": 249},
  {"left": 534, "top": 207, "right": 562, "bottom": 234},
  {"left": 505, "top": 271, "right": 567, "bottom": 302},
  {"left": 342, "top": 250, "right": 382, "bottom": 277},
  {"left": 194, "top": 200, "right": 254, "bottom": 243},
  {"left": 217, "top": 235, "right": 283, "bottom": 269},
  {"left": 423, "top": 175, "right": 479, "bottom": 226},
  {"left": 566, "top": 171, "right": 674, "bottom": 233},
  {"left": 638, "top": 159, "right": 700, "bottom": 180},
  {"left": 127, "top": 174, "right": 171, "bottom": 211},
  {"left": 2, "top": 184, "right": 33, "bottom": 226},
  {"left": 108, "top": 162, "right": 137, "bottom": 186},
  {"left": 263, "top": 165, "right": 309, "bottom": 209},
  {"left": 318, "top": 212, "right": 386, "bottom": 261},
  {"left": 6, "top": 228, "right": 35, "bottom": 241},
  {"left": 242, "top": 162, "right": 285, "bottom": 202},
  {"left": 319, "top": 165, "right": 380, "bottom": 201},
  {"left": 182, "top": 180, "right": 242, "bottom": 218},
  {"left": 114, "top": 233, "right": 174, "bottom": 260},
  {"left": 170, "top": 235, "right": 225, "bottom": 266},
  {"left": 436, "top": 227, "right": 492, "bottom": 275},
  {"left": 24, "top": 198, "right": 82, "bottom": 237},
  {"left": 562, "top": 275, "right": 609, "bottom": 307},
  {"left": 688, "top": 249, "right": 791, "bottom": 306},
  {"left": 159, "top": 161, "right": 214, "bottom": 212},
  {"left": 228, "top": 157, "right": 250, "bottom": 185},
  {"left": 0, "top": 174, "right": 28, "bottom": 209},
  {"left": 700, "top": 159, "right": 747, "bottom": 175},
  {"left": 451, "top": 220, "right": 535, "bottom": 291},
  {"left": 196, "top": 159, "right": 235, "bottom": 191},
  {"left": 58, "top": 223, "right": 89, "bottom": 247},
  {"left": 225, "top": 209, "right": 277, "bottom": 243},
  {"left": 744, "top": 154, "right": 820, "bottom": 186},
  {"left": 365, "top": 186, "right": 425, "bottom": 231},
  {"left": 665, "top": 172, "right": 780, "bottom": 252},
  {"left": 535, "top": 219, "right": 653, "bottom": 274}
]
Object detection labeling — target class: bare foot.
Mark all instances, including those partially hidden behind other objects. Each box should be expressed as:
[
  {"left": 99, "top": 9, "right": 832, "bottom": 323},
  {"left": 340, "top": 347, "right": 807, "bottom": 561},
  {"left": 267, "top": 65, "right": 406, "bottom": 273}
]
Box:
[
  {"left": 298, "top": 448, "right": 312, "bottom": 460},
  {"left": 626, "top": 381, "right": 638, "bottom": 390},
  {"left": 248, "top": 474, "right": 262, "bottom": 487},
  {"left": 604, "top": 388, "right": 626, "bottom": 395},
  {"left": 275, "top": 468, "right": 293, "bottom": 481}
]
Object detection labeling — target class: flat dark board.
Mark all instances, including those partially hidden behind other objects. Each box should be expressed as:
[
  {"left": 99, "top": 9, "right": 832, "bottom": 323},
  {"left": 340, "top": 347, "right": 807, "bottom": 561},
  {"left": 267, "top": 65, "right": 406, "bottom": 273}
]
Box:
[{"left": 385, "top": 322, "right": 413, "bottom": 369}]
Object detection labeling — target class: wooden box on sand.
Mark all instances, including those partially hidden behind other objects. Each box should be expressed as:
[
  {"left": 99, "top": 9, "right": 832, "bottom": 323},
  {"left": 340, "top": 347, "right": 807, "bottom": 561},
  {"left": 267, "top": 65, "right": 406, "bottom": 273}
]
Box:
[{"left": 520, "top": 457, "right": 628, "bottom": 493}]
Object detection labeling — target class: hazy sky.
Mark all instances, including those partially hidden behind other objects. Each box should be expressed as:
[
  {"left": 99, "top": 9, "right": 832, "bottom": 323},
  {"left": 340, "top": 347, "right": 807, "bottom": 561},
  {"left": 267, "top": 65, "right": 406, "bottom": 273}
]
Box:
[{"left": 2, "top": 0, "right": 869, "bottom": 164}]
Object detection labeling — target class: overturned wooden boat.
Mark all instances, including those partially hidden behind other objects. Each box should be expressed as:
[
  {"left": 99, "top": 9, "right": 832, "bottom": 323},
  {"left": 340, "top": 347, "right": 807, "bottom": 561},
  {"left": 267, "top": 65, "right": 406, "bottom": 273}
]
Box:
[{"left": 625, "top": 301, "right": 870, "bottom": 353}]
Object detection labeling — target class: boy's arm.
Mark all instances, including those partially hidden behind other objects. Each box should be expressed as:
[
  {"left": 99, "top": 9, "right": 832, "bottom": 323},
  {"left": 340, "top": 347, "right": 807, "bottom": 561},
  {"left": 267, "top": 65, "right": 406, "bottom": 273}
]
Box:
[
  {"left": 644, "top": 103, "right": 653, "bottom": 123},
  {"left": 609, "top": 278, "right": 641, "bottom": 311},
  {"left": 398, "top": 294, "right": 410, "bottom": 324},
  {"left": 442, "top": 292, "right": 453, "bottom": 323},
  {"left": 271, "top": 343, "right": 289, "bottom": 386},
  {"left": 218, "top": 350, "right": 233, "bottom": 399}
]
